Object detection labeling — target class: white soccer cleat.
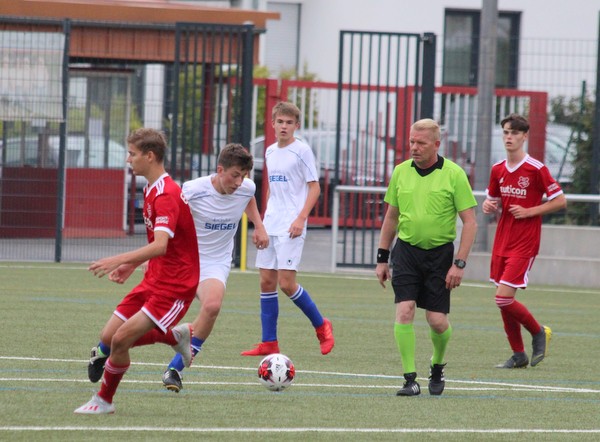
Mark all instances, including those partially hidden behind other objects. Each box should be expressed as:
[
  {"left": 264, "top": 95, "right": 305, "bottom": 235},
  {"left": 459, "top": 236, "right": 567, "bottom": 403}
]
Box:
[
  {"left": 74, "top": 394, "right": 115, "bottom": 414},
  {"left": 171, "top": 323, "right": 194, "bottom": 368}
]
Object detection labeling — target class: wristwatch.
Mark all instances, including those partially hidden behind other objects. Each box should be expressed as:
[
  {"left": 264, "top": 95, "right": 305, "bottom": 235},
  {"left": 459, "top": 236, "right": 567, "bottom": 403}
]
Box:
[{"left": 453, "top": 259, "right": 466, "bottom": 269}]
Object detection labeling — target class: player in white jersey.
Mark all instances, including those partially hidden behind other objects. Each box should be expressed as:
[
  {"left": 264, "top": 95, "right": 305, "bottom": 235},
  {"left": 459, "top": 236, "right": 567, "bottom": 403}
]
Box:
[
  {"left": 241, "top": 101, "right": 335, "bottom": 357},
  {"left": 162, "top": 143, "right": 268, "bottom": 392}
]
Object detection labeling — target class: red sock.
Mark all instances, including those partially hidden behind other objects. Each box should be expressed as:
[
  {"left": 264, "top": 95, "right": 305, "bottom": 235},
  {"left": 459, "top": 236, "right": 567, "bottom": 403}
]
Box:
[
  {"left": 132, "top": 328, "right": 177, "bottom": 347},
  {"left": 500, "top": 308, "right": 524, "bottom": 353},
  {"left": 501, "top": 298, "right": 541, "bottom": 336},
  {"left": 98, "top": 358, "right": 129, "bottom": 404}
]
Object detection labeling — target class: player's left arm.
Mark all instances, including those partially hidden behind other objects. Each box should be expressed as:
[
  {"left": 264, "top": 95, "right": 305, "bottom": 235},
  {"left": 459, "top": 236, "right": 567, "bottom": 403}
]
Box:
[
  {"left": 245, "top": 197, "right": 269, "bottom": 249},
  {"left": 289, "top": 180, "right": 320, "bottom": 238},
  {"left": 445, "top": 206, "right": 477, "bottom": 289},
  {"left": 508, "top": 193, "right": 567, "bottom": 219},
  {"left": 90, "top": 230, "right": 170, "bottom": 281}
]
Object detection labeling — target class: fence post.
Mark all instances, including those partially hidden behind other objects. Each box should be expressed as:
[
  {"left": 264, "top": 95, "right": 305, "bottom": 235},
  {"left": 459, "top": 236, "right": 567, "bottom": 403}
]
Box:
[
  {"left": 54, "top": 19, "right": 71, "bottom": 263},
  {"left": 331, "top": 186, "right": 340, "bottom": 273},
  {"left": 240, "top": 23, "right": 255, "bottom": 150},
  {"left": 259, "top": 78, "right": 279, "bottom": 215},
  {"left": 590, "top": 11, "right": 600, "bottom": 223},
  {"left": 420, "top": 32, "right": 436, "bottom": 119}
]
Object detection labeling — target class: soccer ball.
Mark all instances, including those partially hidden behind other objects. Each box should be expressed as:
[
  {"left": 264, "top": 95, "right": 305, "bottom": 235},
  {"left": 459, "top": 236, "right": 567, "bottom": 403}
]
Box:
[{"left": 258, "top": 353, "right": 295, "bottom": 391}]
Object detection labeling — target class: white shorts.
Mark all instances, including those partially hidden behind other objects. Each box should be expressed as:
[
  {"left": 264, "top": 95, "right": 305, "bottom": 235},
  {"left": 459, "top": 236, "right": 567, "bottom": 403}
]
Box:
[
  {"left": 255, "top": 235, "right": 305, "bottom": 271},
  {"left": 199, "top": 260, "right": 230, "bottom": 286}
]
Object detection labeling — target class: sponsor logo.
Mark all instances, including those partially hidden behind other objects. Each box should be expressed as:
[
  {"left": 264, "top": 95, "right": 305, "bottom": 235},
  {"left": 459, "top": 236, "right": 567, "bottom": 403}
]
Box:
[
  {"left": 499, "top": 184, "right": 527, "bottom": 197},
  {"left": 156, "top": 216, "right": 169, "bottom": 225},
  {"left": 269, "top": 174, "right": 288, "bottom": 182},
  {"left": 204, "top": 222, "right": 237, "bottom": 230}
]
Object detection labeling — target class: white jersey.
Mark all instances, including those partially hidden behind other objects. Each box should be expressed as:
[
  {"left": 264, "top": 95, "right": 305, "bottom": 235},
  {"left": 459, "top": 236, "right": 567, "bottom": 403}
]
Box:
[
  {"left": 262, "top": 139, "right": 319, "bottom": 236},
  {"left": 182, "top": 175, "right": 255, "bottom": 267}
]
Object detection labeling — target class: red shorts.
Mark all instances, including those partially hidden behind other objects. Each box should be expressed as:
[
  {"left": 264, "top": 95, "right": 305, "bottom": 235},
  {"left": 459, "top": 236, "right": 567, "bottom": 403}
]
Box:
[
  {"left": 113, "top": 284, "right": 195, "bottom": 333},
  {"left": 490, "top": 254, "right": 535, "bottom": 289}
]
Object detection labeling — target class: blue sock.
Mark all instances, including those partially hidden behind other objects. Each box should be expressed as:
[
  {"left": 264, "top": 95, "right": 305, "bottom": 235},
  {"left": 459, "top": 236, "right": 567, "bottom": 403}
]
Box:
[
  {"left": 168, "top": 336, "right": 204, "bottom": 372},
  {"left": 98, "top": 341, "right": 110, "bottom": 357},
  {"left": 260, "top": 291, "right": 279, "bottom": 342},
  {"left": 191, "top": 336, "right": 204, "bottom": 355},
  {"left": 290, "top": 285, "right": 323, "bottom": 328}
]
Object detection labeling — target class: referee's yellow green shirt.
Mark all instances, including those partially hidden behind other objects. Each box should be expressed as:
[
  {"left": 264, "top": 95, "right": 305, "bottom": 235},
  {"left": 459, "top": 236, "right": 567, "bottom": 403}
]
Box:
[{"left": 384, "top": 157, "right": 477, "bottom": 250}]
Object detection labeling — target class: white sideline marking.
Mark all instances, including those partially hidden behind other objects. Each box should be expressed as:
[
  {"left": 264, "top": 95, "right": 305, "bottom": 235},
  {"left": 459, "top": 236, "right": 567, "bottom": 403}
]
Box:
[
  {"left": 1, "top": 377, "right": 599, "bottom": 394},
  {"left": 1, "top": 426, "right": 599, "bottom": 434},
  {"left": 0, "top": 356, "right": 599, "bottom": 394}
]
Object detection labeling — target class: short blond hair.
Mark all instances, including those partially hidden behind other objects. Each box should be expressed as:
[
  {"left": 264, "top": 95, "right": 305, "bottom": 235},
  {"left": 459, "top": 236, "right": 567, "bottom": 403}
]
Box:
[
  {"left": 127, "top": 128, "right": 168, "bottom": 162},
  {"left": 411, "top": 118, "right": 441, "bottom": 142},
  {"left": 271, "top": 101, "right": 300, "bottom": 122}
]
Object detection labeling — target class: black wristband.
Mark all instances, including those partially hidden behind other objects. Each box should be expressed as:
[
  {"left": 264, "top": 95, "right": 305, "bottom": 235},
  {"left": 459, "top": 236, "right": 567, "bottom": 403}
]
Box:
[{"left": 377, "top": 248, "right": 390, "bottom": 264}]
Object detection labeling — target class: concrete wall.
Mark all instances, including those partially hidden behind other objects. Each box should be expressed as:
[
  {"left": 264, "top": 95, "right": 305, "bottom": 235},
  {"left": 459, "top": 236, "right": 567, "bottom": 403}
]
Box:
[
  {"left": 464, "top": 225, "right": 600, "bottom": 289},
  {"left": 245, "top": 224, "right": 600, "bottom": 289}
]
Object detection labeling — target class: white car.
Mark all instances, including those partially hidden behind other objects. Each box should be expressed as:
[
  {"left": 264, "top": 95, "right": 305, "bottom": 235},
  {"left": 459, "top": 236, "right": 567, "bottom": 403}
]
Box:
[
  {"left": 440, "top": 123, "right": 576, "bottom": 185},
  {"left": 2, "top": 134, "right": 147, "bottom": 222}
]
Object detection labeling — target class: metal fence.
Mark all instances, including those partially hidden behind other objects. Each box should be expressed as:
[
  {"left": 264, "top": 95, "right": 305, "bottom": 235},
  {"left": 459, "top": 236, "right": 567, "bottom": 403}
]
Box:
[
  {"left": 331, "top": 186, "right": 600, "bottom": 272},
  {"left": 1, "top": 22, "right": 599, "bottom": 265},
  {"left": 0, "top": 20, "right": 255, "bottom": 263}
]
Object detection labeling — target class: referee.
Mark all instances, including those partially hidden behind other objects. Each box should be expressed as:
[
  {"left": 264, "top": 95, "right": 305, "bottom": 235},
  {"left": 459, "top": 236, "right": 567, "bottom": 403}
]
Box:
[{"left": 375, "top": 118, "right": 477, "bottom": 397}]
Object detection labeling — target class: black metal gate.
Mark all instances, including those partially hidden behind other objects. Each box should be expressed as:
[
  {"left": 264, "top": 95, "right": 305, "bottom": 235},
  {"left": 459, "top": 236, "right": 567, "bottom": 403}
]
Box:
[
  {"left": 335, "top": 31, "right": 436, "bottom": 268},
  {"left": 170, "top": 22, "right": 254, "bottom": 181},
  {"left": 171, "top": 22, "right": 255, "bottom": 265}
]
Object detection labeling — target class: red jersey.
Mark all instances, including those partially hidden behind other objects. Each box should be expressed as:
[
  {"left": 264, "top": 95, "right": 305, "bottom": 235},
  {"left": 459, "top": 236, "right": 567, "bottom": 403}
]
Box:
[
  {"left": 486, "top": 154, "right": 563, "bottom": 258},
  {"left": 141, "top": 173, "right": 199, "bottom": 298}
]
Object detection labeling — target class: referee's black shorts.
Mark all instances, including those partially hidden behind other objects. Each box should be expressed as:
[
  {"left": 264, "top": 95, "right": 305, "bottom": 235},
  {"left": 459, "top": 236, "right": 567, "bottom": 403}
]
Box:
[{"left": 390, "top": 239, "right": 454, "bottom": 313}]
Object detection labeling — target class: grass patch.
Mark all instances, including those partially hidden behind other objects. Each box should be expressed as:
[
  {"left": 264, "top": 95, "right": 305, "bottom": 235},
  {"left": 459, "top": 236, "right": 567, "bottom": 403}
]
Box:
[{"left": 0, "top": 262, "right": 599, "bottom": 441}]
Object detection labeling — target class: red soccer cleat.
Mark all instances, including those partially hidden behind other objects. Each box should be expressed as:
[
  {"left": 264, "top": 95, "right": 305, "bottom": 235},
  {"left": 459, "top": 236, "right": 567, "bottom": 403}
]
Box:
[
  {"left": 240, "top": 340, "right": 280, "bottom": 356},
  {"left": 315, "top": 318, "right": 335, "bottom": 355}
]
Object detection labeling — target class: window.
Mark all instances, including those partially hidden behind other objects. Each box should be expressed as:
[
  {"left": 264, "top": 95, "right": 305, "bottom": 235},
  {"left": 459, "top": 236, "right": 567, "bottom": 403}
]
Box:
[
  {"left": 443, "top": 9, "right": 520, "bottom": 88},
  {"left": 265, "top": 2, "right": 301, "bottom": 76}
]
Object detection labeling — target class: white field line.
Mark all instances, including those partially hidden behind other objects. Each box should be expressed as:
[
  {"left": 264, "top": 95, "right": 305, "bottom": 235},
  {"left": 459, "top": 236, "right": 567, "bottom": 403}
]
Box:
[
  {"left": 0, "top": 356, "right": 598, "bottom": 394},
  {"left": 1, "top": 426, "right": 600, "bottom": 434},
  {"left": 1, "top": 377, "right": 598, "bottom": 394}
]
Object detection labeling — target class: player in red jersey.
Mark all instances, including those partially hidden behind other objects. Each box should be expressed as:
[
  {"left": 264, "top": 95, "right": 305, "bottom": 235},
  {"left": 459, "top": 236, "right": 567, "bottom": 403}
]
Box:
[
  {"left": 74, "top": 128, "right": 199, "bottom": 414},
  {"left": 483, "top": 114, "right": 566, "bottom": 369}
]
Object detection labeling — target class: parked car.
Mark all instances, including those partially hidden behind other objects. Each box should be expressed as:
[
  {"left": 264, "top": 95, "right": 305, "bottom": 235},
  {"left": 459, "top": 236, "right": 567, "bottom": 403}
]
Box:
[
  {"left": 250, "top": 129, "right": 393, "bottom": 185},
  {"left": 250, "top": 130, "right": 393, "bottom": 222},
  {"left": 440, "top": 123, "right": 576, "bottom": 185},
  {"left": 1, "top": 134, "right": 148, "bottom": 223},
  {"left": 1, "top": 134, "right": 127, "bottom": 169}
]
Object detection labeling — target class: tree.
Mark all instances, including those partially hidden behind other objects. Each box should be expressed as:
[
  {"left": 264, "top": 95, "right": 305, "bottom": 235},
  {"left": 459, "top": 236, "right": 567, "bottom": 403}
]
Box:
[{"left": 549, "top": 92, "right": 596, "bottom": 224}]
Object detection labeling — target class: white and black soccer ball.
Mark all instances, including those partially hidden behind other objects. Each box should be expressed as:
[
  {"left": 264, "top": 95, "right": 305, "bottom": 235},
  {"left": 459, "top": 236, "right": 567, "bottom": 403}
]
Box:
[{"left": 258, "top": 353, "right": 295, "bottom": 391}]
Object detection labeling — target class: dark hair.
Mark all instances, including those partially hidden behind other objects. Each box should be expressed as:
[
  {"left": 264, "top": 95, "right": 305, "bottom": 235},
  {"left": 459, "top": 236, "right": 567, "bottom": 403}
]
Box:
[
  {"left": 218, "top": 143, "right": 253, "bottom": 171},
  {"left": 271, "top": 101, "right": 300, "bottom": 122},
  {"left": 500, "top": 113, "right": 530, "bottom": 133},
  {"left": 127, "top": 128, "right": 167, "bottom": 162}
]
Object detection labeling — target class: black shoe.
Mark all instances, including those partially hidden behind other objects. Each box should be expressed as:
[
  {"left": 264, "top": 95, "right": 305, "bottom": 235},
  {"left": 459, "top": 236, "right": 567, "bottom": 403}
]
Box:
[
  {"left": 531, "top": 326, "right": 552, "bottom": 367},
  {"left": 496, "top": 352, "right": 529, "bottom": 369},
  {"left": 162, "top": 368, "right": 183, "bottom": 393},
  {"left": 428, "top": 363, "right": 446, "bottom": 395},
  {"left": 88, "top": 346, "right": 108, "bottom": 383},
  {"left": 396, "top": 372, "right": 421, "bottom": 396}
]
